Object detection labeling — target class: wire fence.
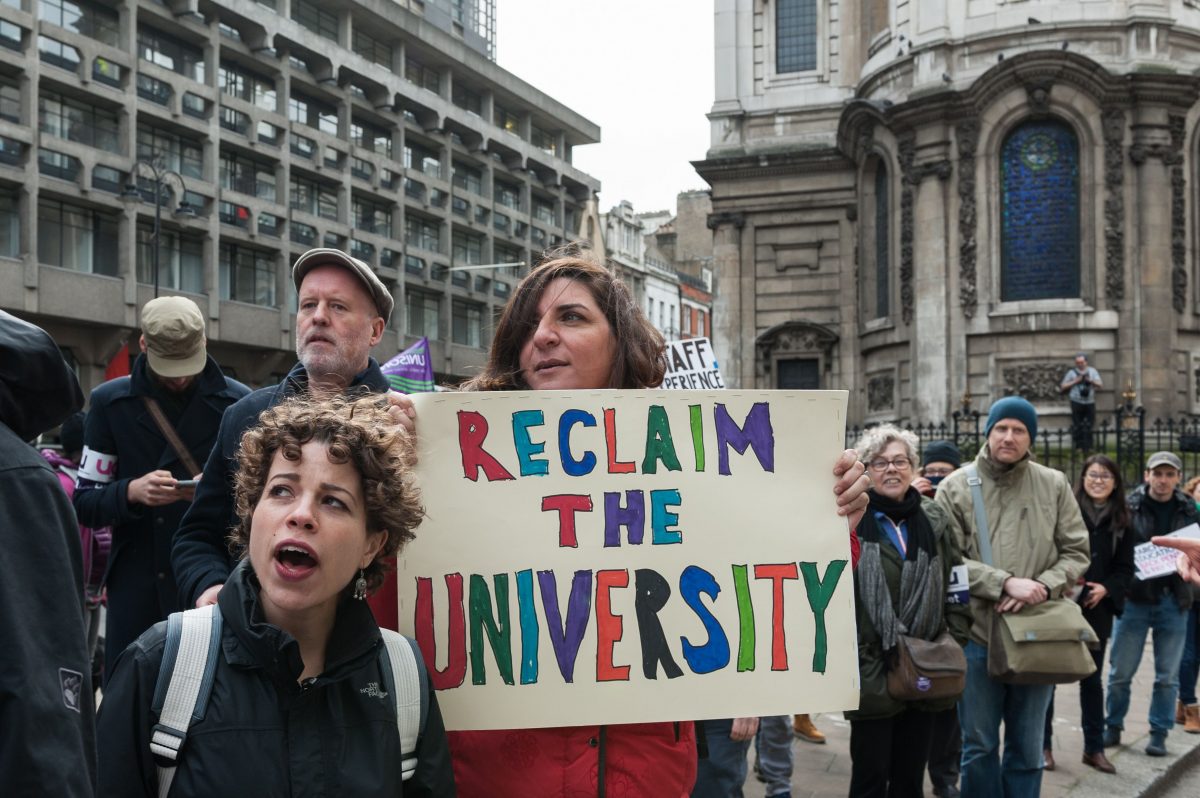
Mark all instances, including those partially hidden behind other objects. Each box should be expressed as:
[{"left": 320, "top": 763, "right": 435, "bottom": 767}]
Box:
[{"left": 846, "top": 406, "right": 1200, "bottom": 488}]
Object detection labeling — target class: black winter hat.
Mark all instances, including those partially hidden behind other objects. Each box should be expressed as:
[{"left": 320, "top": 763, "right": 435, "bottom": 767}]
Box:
[{"left": 922, "top": 440, "right": 962, "bottom": 469}]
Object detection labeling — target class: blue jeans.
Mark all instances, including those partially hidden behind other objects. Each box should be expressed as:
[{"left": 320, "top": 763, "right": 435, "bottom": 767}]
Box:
[
  {"left": 1178, "top": 604, "right": 1200, "bottom": 705},
  {"left": 1106, "top": 594, "right": 1189, "bottom": 734},
  {"left": 692, "top": 718, "right": 751, "bottom": 798},
  {"left": 960, "top": 641, "right": 1054, "bottom": 798},
  {"left": 754, "top": 715, "right": 793, "bottom": 797}
]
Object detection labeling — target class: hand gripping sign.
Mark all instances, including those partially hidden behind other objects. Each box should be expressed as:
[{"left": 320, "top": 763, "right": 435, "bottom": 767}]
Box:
[{"left": 397, "top": 390, "right": 858, "bottom": 730}]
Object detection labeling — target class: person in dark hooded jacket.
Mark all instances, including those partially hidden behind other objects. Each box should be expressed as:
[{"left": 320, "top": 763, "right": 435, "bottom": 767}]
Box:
[{"left": 0, "top": 310, "right": 96, "bottom": 796}]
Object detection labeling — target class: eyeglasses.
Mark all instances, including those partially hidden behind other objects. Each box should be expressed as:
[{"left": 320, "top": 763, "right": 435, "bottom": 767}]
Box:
[
  {"left": 1084, "top": 471, "right": 1114, "bottom": 483},
  {"left": 923, "top": 467, "right": 955, "bottom": 477},
  {"left": 868, "top": 456, "right": 913, "bottom": 472}
]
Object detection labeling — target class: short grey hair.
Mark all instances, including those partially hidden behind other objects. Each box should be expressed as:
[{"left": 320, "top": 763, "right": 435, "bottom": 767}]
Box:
[{"left": 853, "top": 423, "right": 920, "bottom": 467}]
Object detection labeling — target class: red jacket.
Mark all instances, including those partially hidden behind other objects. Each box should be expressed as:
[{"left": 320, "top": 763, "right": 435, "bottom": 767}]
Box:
[{"left": 448, "top": 722, "right": 696, "bottom": 797}]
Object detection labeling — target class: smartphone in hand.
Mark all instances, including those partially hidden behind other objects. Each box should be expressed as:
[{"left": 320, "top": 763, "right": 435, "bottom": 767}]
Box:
[{"left": 174, "top": 479, "right": 199, "bottom": 489}]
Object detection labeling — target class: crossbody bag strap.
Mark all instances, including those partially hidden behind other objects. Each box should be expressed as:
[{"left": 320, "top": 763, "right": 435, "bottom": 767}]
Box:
[
  {"left": 142, "top": 396, "right": 202, "bottom": 476},
  {"left": 964, "top": 464, "right": 995, "bottom": 567}
]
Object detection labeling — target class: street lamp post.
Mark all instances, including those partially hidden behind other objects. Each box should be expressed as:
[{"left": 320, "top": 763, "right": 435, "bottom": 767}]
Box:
[{"left": 121, "top": 158, "right": 195, "bottom": 298}]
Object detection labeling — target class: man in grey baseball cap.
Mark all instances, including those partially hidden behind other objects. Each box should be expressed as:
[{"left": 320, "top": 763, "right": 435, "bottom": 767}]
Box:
[
  {"left": 173, "top": 247, "right": 412, "bottom": 611},
  {"left": 74, "top": 296, "right": 249, "bottom": 682}
]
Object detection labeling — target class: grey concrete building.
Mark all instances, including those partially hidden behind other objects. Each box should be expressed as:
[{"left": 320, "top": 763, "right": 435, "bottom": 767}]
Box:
[
  {"left": 0, "top": 0, "right": 598, "bottom": 393},
  {"left": 695, "top": 0, "right": 1200, "bottom": 425}
]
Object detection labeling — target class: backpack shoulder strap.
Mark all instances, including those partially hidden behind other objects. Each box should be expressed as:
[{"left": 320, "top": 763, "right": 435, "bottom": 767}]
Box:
[
  {"left": 964, "top": 464, "right": 995, "bottom": 567},
  {"left": 150, "top": 604, "right": 222, "bottom": 798},
  {"left": 378, "top": 629, "right": 428, "bottom": 782}
]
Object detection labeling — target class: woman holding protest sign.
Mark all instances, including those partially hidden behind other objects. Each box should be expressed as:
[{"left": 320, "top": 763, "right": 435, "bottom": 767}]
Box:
[
  {"left": 847, "top": 424, "right": 970, "bottom": 798},
  {"left": 440, "top": 250, "right": 870, "bottom": 796}
]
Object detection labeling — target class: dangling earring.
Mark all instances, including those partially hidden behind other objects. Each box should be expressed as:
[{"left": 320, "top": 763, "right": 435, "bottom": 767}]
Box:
[{"left": 353, "top": 569, "right": 367, "bottom": 601}]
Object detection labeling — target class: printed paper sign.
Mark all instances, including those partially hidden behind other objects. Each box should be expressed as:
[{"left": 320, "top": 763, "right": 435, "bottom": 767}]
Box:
[
  {"left": 398, "top": 390, "right": 857, "bottom": 730},
  {"left": 1134, "top": 523, "right": 1200, "bottom": 581},
  {"left": 659, "top": 337, "right": 725, "bottom": 390},
  {"left": 946, "top": 564, "right": 970, "bottom": 605}
]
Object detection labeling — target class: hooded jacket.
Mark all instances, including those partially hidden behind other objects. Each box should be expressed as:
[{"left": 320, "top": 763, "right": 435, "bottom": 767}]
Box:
[
  {"left": 172, "top": 360, "right": 389, "bottom": 608},
  {"left": 935, "top": 445, "right": 1091, "bottom": 646},
  {"left": 96, "top": 560, "right": 455, "bottom": 797},
  {"left": 0, "top": 310, "right": 95, "bottom": 796},
  {"left": 73, "top": 353, "right": 248, "bottom": 679}
]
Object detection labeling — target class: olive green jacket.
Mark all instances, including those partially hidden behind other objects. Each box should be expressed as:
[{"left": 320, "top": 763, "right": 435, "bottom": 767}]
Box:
[
  {"left": 935, "top": 445, "right": 1091, "bottom": 646},
  {"left": 848, "top": 497, "right": 972, "bottom": 721}
]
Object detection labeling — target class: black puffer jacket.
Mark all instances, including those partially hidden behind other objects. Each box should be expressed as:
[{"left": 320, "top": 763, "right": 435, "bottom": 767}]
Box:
[
  {"left": 1126, "top": 484, "right": 1200, "bottom": 609},
  {"left": 171, "top": 360, "right": 388, "bottom": 607},
  {"left": 96, "top": 560, "right": 455, "bottom": 797}
]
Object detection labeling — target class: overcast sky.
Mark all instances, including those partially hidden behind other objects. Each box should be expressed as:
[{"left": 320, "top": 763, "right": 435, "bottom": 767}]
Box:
[{"left": 495, "top": 0, "right": 715, "bottom": 215}]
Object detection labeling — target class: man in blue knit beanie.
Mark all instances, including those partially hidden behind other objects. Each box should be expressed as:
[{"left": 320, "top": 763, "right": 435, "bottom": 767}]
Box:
[{"left": 934, "top": 396, "right": 1090, "bottom": 793}]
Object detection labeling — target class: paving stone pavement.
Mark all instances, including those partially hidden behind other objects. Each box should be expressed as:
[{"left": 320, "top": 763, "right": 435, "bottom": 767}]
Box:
[{"left": 740, "top": 637, "right": 1200, "bottom": 798}]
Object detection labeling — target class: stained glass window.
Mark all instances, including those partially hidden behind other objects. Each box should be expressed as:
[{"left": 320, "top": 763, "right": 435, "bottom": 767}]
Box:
[
  {"left": 776, "top": 0, "right": 817, "bottom": 73},
  {"left": 1000, "top": 120, "right": 1080, "bottom": 301}
]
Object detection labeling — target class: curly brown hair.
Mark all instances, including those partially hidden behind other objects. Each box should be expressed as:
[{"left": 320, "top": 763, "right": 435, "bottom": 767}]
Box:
[
  {"left": 229, "top": 395, "right": 423, "bottom": 595},
  {"left": 462, "top": 253, "right": 666, "bottom": 391}
]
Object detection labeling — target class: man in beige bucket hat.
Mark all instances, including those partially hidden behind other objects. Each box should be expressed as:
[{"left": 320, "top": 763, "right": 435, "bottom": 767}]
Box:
[{"left": 73, "top": 296, "right": 249, "bottom": 682}]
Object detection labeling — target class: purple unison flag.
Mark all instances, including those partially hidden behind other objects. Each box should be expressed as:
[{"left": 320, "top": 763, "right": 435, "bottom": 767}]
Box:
[{"left": 380, "top": 337, "right": 435, "bottom": 394}]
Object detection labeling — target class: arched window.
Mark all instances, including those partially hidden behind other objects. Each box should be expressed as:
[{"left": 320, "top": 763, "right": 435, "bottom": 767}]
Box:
[
  {"left": 862, "top": 158, "right": 889, "bottom": 319},
  {"left": 1000, "top": 120, "right": 1081, "bottom": 301}
]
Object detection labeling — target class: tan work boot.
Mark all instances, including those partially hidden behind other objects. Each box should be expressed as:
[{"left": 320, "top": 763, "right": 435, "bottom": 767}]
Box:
[
  {"left": 1178, "top": 699, "right": 1186, "bottom": 725},
  {"left": 1185, "top": 704, "right": 1200, "bottom": 734},
  {"left": 793, "top": 713, "right": 826, "bottom": 744}
]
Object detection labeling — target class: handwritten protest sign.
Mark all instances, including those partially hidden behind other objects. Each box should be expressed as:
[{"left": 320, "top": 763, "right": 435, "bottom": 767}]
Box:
[
  {"left": 1134, "top": 523, "right": 1200, "bottom": 581},
  {"left": 659, "top": 337, "right": 725, "bottom": 390},
  {"left": 398, "top": 390, "right": 858, "bottom": 730}
]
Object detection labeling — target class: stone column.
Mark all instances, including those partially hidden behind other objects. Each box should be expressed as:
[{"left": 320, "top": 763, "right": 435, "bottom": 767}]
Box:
[
  {"left": 907, "top": 149, "right": 953, "bottom": 422},
  {"left": 707, "top": 211, "right": 744, "bottom": 388},
  {"left": 1128, "top": 107, "right": 1178, "bottom": 418}
]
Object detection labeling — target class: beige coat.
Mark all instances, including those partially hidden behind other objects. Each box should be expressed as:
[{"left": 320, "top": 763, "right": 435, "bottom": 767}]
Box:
[{"left": 935, "top": 445, "right": 1091, "bottom": 645}]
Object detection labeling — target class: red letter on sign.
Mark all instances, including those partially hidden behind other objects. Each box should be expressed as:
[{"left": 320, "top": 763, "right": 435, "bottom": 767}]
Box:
[
  {"left": 541, "top": 494, "right": 594, "bottom": 547},
  {"left": 458, "top": 411, "right": 515, "bottom": 482},
  {"left": 596, "top": 569, "right": 631, "bottom": 681},
  {"left": 754, "top": 563, "right": 799, "bottom": 671},
  {"left": 604, "top": 408, "right": 636, "bottom": 474}
]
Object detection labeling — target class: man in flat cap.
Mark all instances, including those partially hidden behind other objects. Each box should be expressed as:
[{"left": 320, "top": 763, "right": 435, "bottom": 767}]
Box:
[
  {"left": 172, "top": 248, "right": 410, "bottom": 611},
  {"left": 74, "top": 296, "right": 249, "bottom": 683}
]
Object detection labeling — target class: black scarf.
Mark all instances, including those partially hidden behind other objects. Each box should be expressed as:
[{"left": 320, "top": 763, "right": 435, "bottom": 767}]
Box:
[{"left": 858, "top": 487, "right": 937, "bottom": 561}]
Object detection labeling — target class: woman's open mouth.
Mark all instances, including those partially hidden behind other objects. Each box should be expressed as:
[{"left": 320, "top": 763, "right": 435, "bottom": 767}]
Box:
[{"left": 274, "top": 541, "right": 319, "bottom": 579}]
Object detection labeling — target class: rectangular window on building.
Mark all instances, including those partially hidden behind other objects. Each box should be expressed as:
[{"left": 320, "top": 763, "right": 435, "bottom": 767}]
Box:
[
  {"left": 406, "top": 290, "right": 440, "bottom": 340},
  {"left": 494, "top": 103, "right": 519, "bottom": 134},
  {"left": 452, "top": 82, "right": 482, "bottom": 116},
  {"left": 351, "top": 118, "right": 392, "bottom": 158},
  {"left": 220, "top": 243, "right": 276, "bottom": 306},
  {"left": 38, "top": 0, "right": 120, "bottom": 47},
  {"left": 220, "top": 150, "right": 276, "bottom": 201},
  {"left": 0, "top": 78, "right": 19, "bottom": 124},
  {"left": 452, "top": 160, "right": 483, "bottom": 195},
  {"left": 38, "top": 148, "right": 81, "bottom": 180},
  {"left": 292, "top": 0, "right": 338, "bottom": 41},
  {"left": 289, "top": 91, "right": 337, "bottom": 135},
  {"left": 406, "top": 214, "right": 441, "bottom": 253},
  {"left": 775, "top": 0, "right": 818, "bottom": 73},
  {"left": 0, "top": 20, "right": 22, "bottom": 51},
  {"left": 532, "top": 198, "right": 557, "bottom": 226},
  {"left": 452, "top": 230, "right": 483, "bottom": 265},
  {"left": 219, "top": 105, "right": 251, "bottom": 135},
  {"left": 138, "top": 25, "right": 205, "bottom": 82},
  {"left": 136, "top": 223, "right": 204, "bottom": 293},
  {"left": 405, "top": 55, "right": 440, "bottom": 93},
  {"left": 291, "top": 221, "right": 316, "bottom": 246},
  {"left": 38, "top": 35, "right": 81, "bottom": 70},
  {"left": 452, "top": 300, "right": 482, "bottom": 347},
  {"left": 352, "top": 28, "right": 392, "bottom": 68},
  {"left": 289, "top": 175, "right": 338, "bottom": 220},
  {"left": 92, "top": 57, "right": 122, "bottom": 87},
  {"left": 531, "top": 125, "right": 557, "bottom": 157},
  {"left": 0, "top": 190, "right": 18, "bottom": 258},
  {"left": 136, "top": 124, "right": 203, "bottom": 180},
  {"left": 136, "top": 73, "right": 173, "bottom": 106},
  {"left": 37, "top": 198, "right": 118, "bottom": 275},
  {"left": 404, "top": 141, "right": 441, "bottom": 177},
  {"left": 219, "top": 61, "right": 276, "bottom": 111},
  {"left": 38, "top": 91, "right": 118, "bottom": 151},
  {"left": 494, "top": 180, "right": 520, "bottom": 211},
  {"left": 352, "top": 195, "right": 391, "bottom": 237}
]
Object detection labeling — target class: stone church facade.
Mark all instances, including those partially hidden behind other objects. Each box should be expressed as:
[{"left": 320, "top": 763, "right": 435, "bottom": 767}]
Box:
[{"left": 696, "top": 0, "right": 1200, "bottom": 425}]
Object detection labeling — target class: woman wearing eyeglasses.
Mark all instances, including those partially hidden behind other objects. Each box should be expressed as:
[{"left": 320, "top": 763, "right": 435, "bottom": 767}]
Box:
[
  {"left": 847, "top": 424, "right": 970, "bottom": 797},
  {"left": 1041, "top": 455, "right": 1134, "bottom": 775}
]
